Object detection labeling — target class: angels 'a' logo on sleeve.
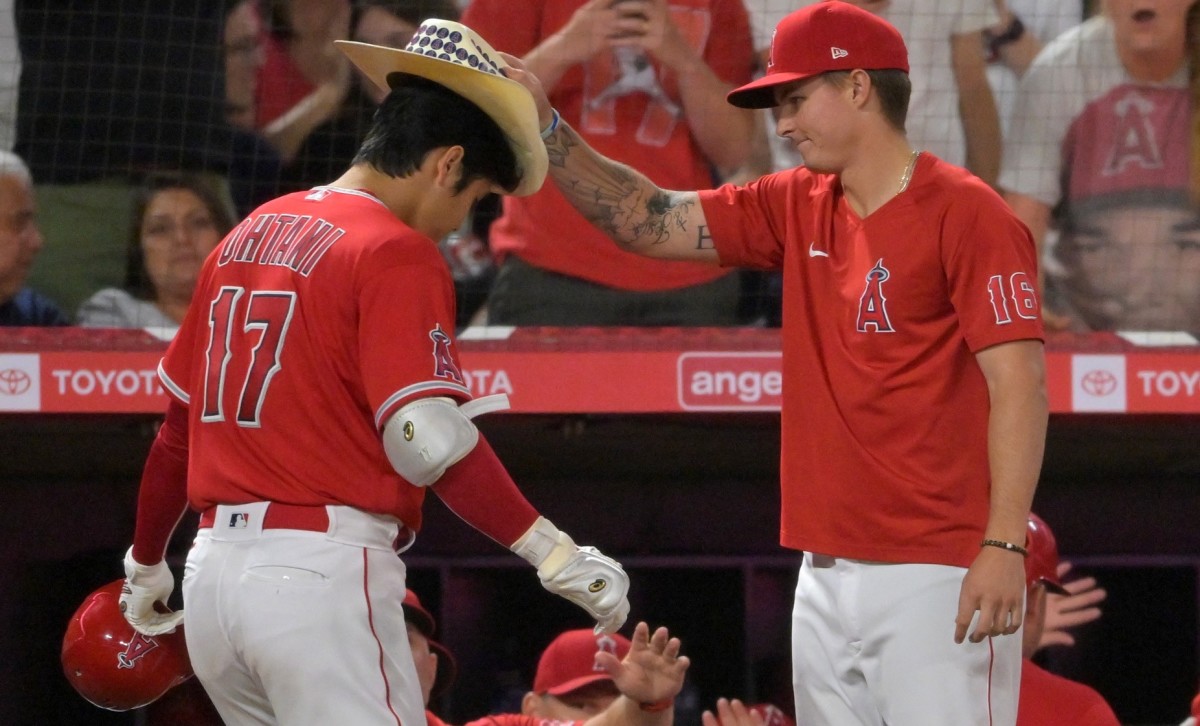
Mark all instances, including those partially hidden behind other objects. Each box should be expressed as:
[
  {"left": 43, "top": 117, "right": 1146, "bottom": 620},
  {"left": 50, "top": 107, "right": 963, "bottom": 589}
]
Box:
[
  {"left": 429, "top": 325, "right": 466, "bottom": 385},
  {"left": 856, "top": 258, "right": 895, "bottom": 333}
]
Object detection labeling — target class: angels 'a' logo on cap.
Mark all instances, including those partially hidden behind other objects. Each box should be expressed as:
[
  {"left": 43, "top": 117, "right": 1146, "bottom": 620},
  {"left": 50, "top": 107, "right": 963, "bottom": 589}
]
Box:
[
  {"left": 831, "top": 47, "right": 849, "bottom": 59},
  {"left": 593, "top": 633, "right": 619, "bottom": 671}
]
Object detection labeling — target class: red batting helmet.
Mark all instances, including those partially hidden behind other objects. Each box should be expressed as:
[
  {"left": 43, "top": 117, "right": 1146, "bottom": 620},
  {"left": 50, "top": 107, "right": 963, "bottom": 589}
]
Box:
[
  {"left": 61, "top": 579, "right": 193, "bottom": 711},
  {"left": 1026, "top": 513, "right": 1070, "bottom": 596}
]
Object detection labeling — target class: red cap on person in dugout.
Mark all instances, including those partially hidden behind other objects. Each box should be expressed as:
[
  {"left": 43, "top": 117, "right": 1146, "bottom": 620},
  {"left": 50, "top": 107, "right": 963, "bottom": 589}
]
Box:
[{"left": 533, "top": 628, "right": 632, "bottom": 696}]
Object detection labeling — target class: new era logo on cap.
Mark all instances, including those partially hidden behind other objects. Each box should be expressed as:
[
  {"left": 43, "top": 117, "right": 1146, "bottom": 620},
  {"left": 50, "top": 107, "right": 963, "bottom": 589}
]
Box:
[{"left": 831, "top": 47, "right": 848, "bottom": 59}]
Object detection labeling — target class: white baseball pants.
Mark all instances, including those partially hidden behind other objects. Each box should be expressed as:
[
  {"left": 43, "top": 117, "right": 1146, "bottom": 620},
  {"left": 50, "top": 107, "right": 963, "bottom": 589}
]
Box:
[
  {"left": 792, "top": 551, "right": 1021, "bottom": 726},
  {"left": 182, "top": 502, "right": 425, "bottom": 725}
]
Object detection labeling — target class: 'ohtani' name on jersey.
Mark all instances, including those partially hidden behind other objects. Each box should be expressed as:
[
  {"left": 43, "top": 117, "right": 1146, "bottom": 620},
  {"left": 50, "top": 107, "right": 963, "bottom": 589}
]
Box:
[{"left": 216, "top": 213, "right": 346, "bottom": 276}]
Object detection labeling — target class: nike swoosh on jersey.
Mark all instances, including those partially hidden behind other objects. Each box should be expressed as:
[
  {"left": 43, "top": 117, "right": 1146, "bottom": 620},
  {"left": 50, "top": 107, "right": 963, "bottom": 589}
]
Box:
[{"left": 808, "top": 243, "right": 829, "bottom": 258}]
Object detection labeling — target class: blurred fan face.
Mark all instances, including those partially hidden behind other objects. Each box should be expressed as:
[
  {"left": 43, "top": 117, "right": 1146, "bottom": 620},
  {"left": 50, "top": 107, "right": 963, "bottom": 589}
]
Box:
[
  {"left": 223, "top": 1, "right": 266, "bottom": 129},
  {"left": 1106, "top": 0, "right": 1195, "bottom": 54},
  {"left": 352, "top": 7, "right": 420, "bottom": 104},
  {"left": 0, "top": 174, "right": 42, "bottom": 303},
  {"left": 140, "top": 188, "right": 224, "bottom": 306}
]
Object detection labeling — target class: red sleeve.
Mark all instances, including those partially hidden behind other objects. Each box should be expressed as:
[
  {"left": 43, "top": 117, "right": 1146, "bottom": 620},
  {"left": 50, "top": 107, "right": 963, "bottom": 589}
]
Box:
[
  {"left": 461, "top": 0, "right": 543, "bottom": 57},
  {"left": 130, "top": 399, "right": 191, "bottom": 564},
  {"left": 430, "top": 434, "right": 539, "bottom": 548},
  {"left": 942, "top": 184, "right": 1045, "bottom": 352},
  {"left": 699, "top": 173, "right": 798, "bottom": 269}
]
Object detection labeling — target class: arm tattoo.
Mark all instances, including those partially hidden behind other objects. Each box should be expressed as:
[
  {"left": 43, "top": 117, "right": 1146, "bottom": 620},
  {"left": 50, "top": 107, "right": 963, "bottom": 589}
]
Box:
[{"left": 544, "top": 122, "right": 694, "bottom": 251}]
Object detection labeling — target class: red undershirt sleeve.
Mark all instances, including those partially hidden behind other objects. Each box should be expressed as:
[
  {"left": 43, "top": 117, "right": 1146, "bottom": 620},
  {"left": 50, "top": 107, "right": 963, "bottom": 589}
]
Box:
[
  {"left": 430, "top": 434, "right": 540, "bottom": 548},
  {"left": 130, "top": 399, "right": 191, "bottom": 564}
]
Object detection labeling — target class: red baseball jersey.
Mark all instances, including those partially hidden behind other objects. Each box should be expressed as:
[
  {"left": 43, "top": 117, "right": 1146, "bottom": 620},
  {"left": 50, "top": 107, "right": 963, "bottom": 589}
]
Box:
[
  {"left": 699, "top": 154, "right": 1044, "bottom": 566},
  {"left": 1017, "top": 659, "right": 1120, "bottom": 726},
  {"left": 159, "top": 187, "right": 471, "bottom": 530},
  {"left": 463, "top": 0, "right": 753, "bottom": 291},
  {"left": 427, "top": 711, "right": 583, "bottom": 726}
]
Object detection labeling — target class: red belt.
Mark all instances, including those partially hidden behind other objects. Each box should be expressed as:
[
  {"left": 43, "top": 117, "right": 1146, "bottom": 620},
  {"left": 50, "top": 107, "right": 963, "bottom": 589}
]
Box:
[{"left": 199, "top": 503, "right": 329, "bottom": 532}]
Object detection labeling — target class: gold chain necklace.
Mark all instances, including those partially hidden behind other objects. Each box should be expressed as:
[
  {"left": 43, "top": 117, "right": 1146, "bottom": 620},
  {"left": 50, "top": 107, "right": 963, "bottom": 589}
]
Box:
[{"left": 898, "top": 150, "right": 921, "bottom": 193}]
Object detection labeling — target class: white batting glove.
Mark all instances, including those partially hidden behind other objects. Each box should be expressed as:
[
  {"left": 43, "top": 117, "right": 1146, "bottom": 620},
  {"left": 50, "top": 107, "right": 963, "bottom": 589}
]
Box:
[
  {"left": 120, "top": 547, "right": 185, "bottom": 636},
  {"left": 512, "top": 517, "right": 630, "bottom": 634}
]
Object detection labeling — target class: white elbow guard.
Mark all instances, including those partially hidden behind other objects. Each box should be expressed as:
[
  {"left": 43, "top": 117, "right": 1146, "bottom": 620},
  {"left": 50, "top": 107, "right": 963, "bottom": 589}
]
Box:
[{"left": 382, "top": 394, "right": 509, "bottom": 487}]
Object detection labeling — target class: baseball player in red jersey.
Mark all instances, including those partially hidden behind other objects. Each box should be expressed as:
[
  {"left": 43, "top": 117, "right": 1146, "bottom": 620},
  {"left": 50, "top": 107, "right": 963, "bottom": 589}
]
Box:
[
  {"left": 1016, "top": 514, "right": 1120, "bottom": 726},
  {"left": 502, "top": 3, "right": 1049, "bottom": 724},
  {"left": 117, "top": 20, "right": 631, "bottom": 726}
]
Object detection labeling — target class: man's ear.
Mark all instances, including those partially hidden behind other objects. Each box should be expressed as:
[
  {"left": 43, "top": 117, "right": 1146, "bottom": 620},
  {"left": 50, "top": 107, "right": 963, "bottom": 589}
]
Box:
[
  {"left": 433, "top": 145, "right": 466, "bottom": 189},
  {"left": 520, "top": 691, "right": 542, "bottom": 717},
  {"left": 849, "top": 69, "right": 871, "bottom": 106}
]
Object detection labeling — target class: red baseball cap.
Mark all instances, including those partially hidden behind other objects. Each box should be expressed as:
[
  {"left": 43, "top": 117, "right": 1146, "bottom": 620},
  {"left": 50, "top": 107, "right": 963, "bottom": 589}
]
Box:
[
  {"left": 1025, "top": 514, "right": 1070, "bottom": 596},
  {"left": 533, "top": 629, "right": 632, "bottom": 696},
  {"left": 748, "top": 703, "right": 796, "bottom": 726},
  {"left": 727, "top": 1, "right": 908, "bottom": 109},
  {"left": 402, "top": 589, "right": 458, "bottom": 698}
]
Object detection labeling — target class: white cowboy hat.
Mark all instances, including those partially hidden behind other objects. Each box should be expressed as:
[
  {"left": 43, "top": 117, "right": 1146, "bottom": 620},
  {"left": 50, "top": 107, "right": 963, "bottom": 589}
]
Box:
[{"left": 335, "top": 20, "right": 547, "bottom": 197}]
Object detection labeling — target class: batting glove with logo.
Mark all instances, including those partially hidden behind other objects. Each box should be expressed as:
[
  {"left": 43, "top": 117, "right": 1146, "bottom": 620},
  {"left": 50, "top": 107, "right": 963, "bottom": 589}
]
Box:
[
  {"left": 511, "top": 517, "right": 630, "bottom": 634},
  {"left": 120, "top": 547, "right": 185, "bottom": 636}
]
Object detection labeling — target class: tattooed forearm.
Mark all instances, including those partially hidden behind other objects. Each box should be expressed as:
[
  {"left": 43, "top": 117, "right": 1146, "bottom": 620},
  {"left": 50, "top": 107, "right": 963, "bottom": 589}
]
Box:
[
  {"left": 633, "top": 191, "right": 695, "bottom": 248},
  {"left": 543, "top": 121, "right": 694, "bottom": 252}
]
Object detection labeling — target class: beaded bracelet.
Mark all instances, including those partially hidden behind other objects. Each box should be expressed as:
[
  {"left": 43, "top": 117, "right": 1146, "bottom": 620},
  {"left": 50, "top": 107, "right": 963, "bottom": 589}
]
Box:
[
  {"left": 539, "top": 107, "right": 561, "bottom": 140},
  {"left": 981, "top": 538, "right": 1029, "bottom": 557}
]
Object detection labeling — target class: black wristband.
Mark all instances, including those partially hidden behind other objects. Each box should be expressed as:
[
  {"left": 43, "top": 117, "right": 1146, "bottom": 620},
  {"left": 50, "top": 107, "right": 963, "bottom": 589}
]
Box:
[
  {"left": 981, "top": 538, "right": 1029, "bottom": 557},
  {"left": 984, "top": 15, "right": 1025, "bottom": 62}
]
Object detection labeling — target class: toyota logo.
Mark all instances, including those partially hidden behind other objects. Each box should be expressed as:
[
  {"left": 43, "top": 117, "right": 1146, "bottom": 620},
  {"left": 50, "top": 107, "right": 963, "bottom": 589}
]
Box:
[
  {"left": 1080, "top": 369, "right": 1118, "bottom": 397},
  {"left": 0, "top": 368, "right": 32, "bottom": 395}
]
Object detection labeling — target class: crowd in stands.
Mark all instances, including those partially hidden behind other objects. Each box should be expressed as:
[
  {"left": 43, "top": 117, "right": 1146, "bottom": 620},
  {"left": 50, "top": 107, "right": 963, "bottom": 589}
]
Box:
[{"left": 0, "top": 0, "right": 1195, "bottom": 334}]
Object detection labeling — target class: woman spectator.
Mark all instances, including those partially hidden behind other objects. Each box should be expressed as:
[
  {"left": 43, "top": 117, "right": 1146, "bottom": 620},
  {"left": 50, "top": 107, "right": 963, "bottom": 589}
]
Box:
[{"left": 77, "top": 175, "right": 235, "bottom": 330}]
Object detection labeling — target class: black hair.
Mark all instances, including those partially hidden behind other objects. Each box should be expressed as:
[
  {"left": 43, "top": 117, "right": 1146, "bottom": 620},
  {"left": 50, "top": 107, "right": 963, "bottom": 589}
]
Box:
[
  {"left": 824, "top": 69, "right": 911, "bottom": 132},
  {"left": 124, "top": 173, "right": 236, "bottom": 300},
  {"left": 352, "top": 73, "right": 521, "bottom": 194}
]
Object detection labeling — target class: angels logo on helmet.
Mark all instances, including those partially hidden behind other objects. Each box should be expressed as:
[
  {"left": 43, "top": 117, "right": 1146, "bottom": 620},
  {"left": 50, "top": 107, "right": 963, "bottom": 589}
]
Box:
[
  {"left": 117, "top": 633, "right": 161, "bottom": 669},
  {"left": 62, "top": 579, "right": 193, "bottom": 711}
]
